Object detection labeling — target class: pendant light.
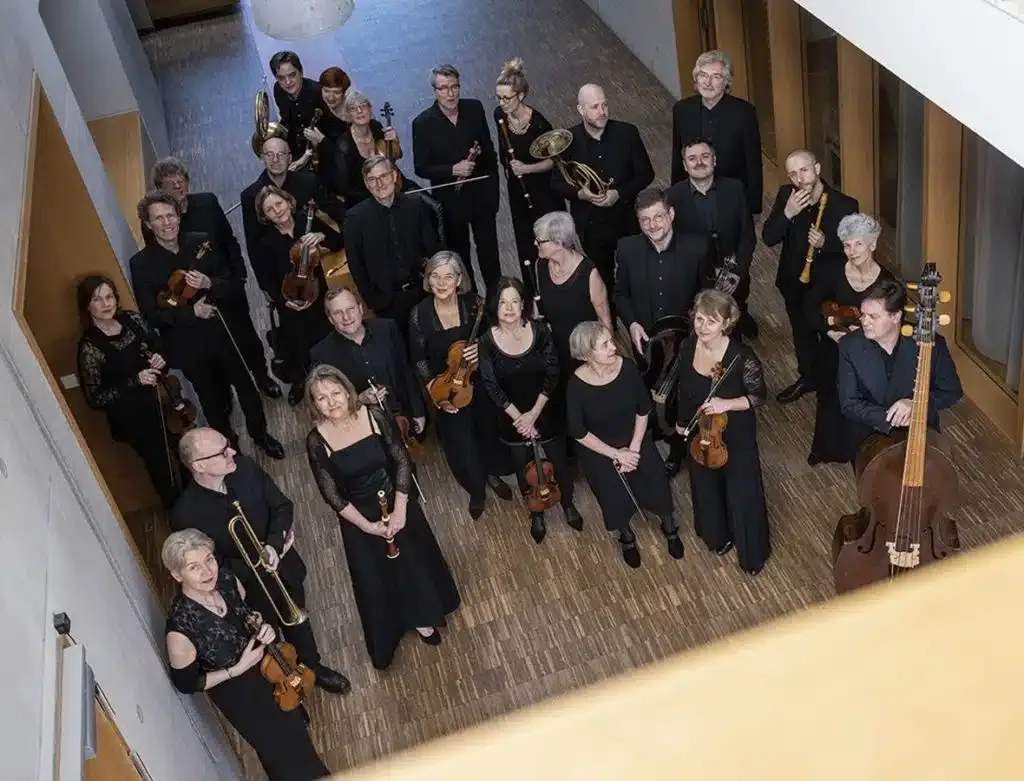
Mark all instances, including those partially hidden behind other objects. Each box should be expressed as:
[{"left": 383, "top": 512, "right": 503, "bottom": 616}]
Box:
[{"left": 251, "top": 0, "right": 355, "bottom": 40}]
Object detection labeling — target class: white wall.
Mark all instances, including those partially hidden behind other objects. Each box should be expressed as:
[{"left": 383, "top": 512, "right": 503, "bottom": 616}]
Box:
[
  {"left": 0, "top": 1, "right": 238, "bottom": 779},
  {"left": 582, "top": 0, "right": 682, "bottom": 99},
  {"left": 796, "top": 0, "right": 1024, "bottom": 170}
]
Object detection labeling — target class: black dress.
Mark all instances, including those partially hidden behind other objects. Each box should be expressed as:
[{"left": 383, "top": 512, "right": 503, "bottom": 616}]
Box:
[
  {"left": 77, "top": 310, "right": 182, "bottom": 509},
  {"left": 804, "top": 260, "right": 894, "bottom": 463},
  {"left": 332, "top": 119, "right": 418, "bottom": 207},
  {"left": 566, "top": 358, "right": 673, "bottom": 531},
  {"left": 166, "top": 569, "right": 328, "bottom": 781},
  {"left": 537, "top": 256, "right": 599, "bottom": 392},
  {"left": 676, "top": 336, "right": 770, "bottom": 572},
  {"left": 409, "top": 293, "right": 512, "bottom": 499},
  {"left": 306, "top": 407, "right": 459, "bottom": 669}
]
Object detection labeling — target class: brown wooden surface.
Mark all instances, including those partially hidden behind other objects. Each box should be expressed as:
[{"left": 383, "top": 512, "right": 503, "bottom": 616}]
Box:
[
  {"left": 88, "top": 112, "right": 147, "bottom": 248},
  {"left": 672, "top": 0, "right": 703, "bottom": 97},
  {"left": 84, "top": 702, "right": 143, "bottom": 781},
  {"left": 837, "top": 39, "right": 875, "bottom": 212},
  {"left": 766, "top": 0, "right": 805, "bottom": 161},
  {"left": 712, "top": 0, "right": 748, "bottom": 99}
]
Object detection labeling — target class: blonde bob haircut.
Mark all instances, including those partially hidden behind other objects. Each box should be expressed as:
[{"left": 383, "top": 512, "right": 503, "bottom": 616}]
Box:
[
  {"left": 691, "top": 289, "right": 741, "bottom": 334},
  {"left": 569, "top": 320, "right": 609, "bottom": 362},
  {"left": 423, "top": 250, "right": 473, "bottom": 294},
  {"left": 305, "top": 364, "right": 363, "bottom": 417}
]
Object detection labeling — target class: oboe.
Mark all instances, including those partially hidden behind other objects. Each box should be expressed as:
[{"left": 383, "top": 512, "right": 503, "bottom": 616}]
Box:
[
  {"left": 377, "top": 490, "right": 400, "bottom": 559},
  {"left": 799, "top": 191, "right": 829, "bottom": 284},
  {"left": 497, "top": 118, "right": 533, "bottom": 210}
]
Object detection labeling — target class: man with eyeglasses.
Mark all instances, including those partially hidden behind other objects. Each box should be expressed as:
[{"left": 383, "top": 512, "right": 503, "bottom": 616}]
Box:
[
  {"left": 171, "top": 427, "right": 352, "bottom": 696},
  {"left": 412, "top": 63, "right": 501, "bottom": 294},
  {"left": 343, "top": 155, "right": 442, "bottom": 333},
  {"left": 671, "top": 50, "right": 763, "bottom": 219}
]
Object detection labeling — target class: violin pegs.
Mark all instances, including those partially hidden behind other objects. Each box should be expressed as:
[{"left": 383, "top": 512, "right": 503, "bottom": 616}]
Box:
[
  {"left": 900, "top": 324, "right": 914, "bottom": 337},
  {"left": 938, "top": 291, "right": 953, "bottom": 303},
  {"left": 906, "top": 282, "right": 918, "bottom": 291},
  {"left": 904, "top": 304, "right": 917, "bottom": 313},
  {"left": 938, "top": 314, "right": 952, "bottom": 326}
]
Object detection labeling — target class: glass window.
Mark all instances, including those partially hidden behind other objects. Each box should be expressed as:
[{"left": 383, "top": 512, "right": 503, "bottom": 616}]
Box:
[
  {"left": 800, "top": 9, "right": 841, "bottom": 187},
  {"left": 742, "top": 0, "right": 776, "bottom": 162}
]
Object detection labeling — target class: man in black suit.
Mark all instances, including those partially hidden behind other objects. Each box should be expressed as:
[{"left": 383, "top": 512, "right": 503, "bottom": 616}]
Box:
[
  {"left": 551, "top": 83, "right": 655, "bottom": 295},
  {"left": 412, "top": 64, "right": 500, "bottom": 294},
  {"left": 671, "top": 50, "right": 763, "bottom": 217},
  {"left": 763, "top": 149, "right": 859, "bottom": 403},
  {"left": 666, "top": 138, "right": 756, "bottom": 336},
  {"left": 270, "top": 50, "right": 323, "bottom": 165},
  {"left": 152, "top": 158, "right": 281, "bottom": 399},
  {"left": 838, "top": 278, "right": 963, "bottom": 460}
]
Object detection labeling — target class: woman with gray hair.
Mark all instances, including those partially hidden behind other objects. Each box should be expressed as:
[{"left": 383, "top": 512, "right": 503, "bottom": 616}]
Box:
[
  {"left": 803, "top": 212, "right": 894, "bottom": 465},
  {"left": 332, "top": 88, "right": 414, "bottom": 205},
  {"left": 566, "top": 321, "right": 682, "bottom": 568},
  {"left": 163, "top": 529, "right": 330, "bottom": 780}
]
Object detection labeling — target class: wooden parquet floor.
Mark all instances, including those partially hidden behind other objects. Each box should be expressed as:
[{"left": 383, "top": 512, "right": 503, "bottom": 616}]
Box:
[{"left": 139, "top": 2, "right": 1024, "bottom": 777}]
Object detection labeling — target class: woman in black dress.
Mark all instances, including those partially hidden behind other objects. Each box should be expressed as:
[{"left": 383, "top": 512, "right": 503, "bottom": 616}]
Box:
[
  {"left": 252, "top": 184, "right": 339, "bottom": 405},
  {"left": 298, "top": 65, "right": 351, "bottom": 200},
  {"left": 804, "top": 213, "right": 894, "bottom": 465},
  {"left": 163, "top": 529, "right": 329, "bottom": 781},
  {"left": 480, "top": 277, "right": 583, "bottom": 543},
  {"left": 409, "top": 251, "right": 514, "bottom": 518},
  {"left": 304, "top": 365, "right": 459, "bottom": 669},
  {"left": 567, "top": 321, "right": 682, "bottom": 568},
  {"left": 76, "top": 275, "right": 182, "bottom": 509},
  {"left": 675, "top": 290, "right": 769, "bottom": 575},
  {"left": 494, "top": 58, "right": 566, "bottom": 305}
]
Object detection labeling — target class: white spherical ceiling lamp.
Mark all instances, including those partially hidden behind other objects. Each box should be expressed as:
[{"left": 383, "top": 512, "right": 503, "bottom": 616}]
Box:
[{"left": 252, "top": 0, "right": 355, "bottom": 40}]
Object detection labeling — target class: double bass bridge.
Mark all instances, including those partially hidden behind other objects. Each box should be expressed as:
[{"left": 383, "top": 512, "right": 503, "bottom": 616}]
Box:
[{"left": 885, "top": 541, "right": 921, "bottom": 569}]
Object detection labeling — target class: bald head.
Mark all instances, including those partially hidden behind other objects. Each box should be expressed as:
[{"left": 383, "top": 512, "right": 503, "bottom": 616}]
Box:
[
  {"left": 577, "top": 83, "right": 605, "bottom": 107},
  {"left": 785, "top": 148, "right": 818, "bottom": 168},
  {"left": 179, "top": 427, "right": 217, "bottom": 467},
  {"left": 577, "top": 84, "right": 609, "bottom": 133},
  {"left": 785, "top": 148, "right": 822, "bottom": 192}
]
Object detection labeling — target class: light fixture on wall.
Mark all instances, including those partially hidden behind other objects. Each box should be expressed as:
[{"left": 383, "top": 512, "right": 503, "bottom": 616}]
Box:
[{"left": 251, "top": 0, "right": 355, "bottom": 41}]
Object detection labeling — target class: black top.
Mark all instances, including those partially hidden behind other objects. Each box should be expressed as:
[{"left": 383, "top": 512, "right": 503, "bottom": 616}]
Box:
[
  {"left": 479, "top": 322, "right": 561, "bottom": 443},
  {"left": 77, "top": 310, "right": 159, "bottom": 409},
  {"left": 239, "top": 169, "right": 319, "bottom": 262},
  {"left": 141, "top": 193, "right": 245, "bottom": 282},
  {"left": 412, "top": 99, "right": 500, "bottom": 220},
  {"left": 312, "top": 109, "right": 349, "bottom": 190},
  {"left": 250, "top": 213, "right": 341, "bottom": 307},
  {"left": 804, "top": 261, "right": 894, "bottom": 334},
  {"left": 537, "top": 257, "right": 599, "bottom": 370},
  {"left": 166, "top": 568, "right": 251, "bottom": 675},
  {"left": 666, "top": 176, "right": 755, "bottom": 280},
  {"left": 343, "top": 193, "right": 441, "bottom": 312},
  {"left": 671, "top": 93, "right": 763, "bottom": 215},
  {"left": 274, "top": 78, "right": 324, "bottom": 158},
  {"left": 491, "top": 105, "right": 566, "bottom": 216},
  {"left": 331, "top": 119, "right": 415, "bottom": 206},
  {"left": 762, "top": 182, "right": 860, "bottom": 298},
  {"left": 408, "top": 293, "right": 484, "bottom": 383},
  {"left": 310, "top": 319, "right": 426, "bottom": 419},
  {"left": 566, "top": 357, "right": 650, "bottom": 447},
  {"left": 614, "top": 231, "right": 711, "bottom": 330}
]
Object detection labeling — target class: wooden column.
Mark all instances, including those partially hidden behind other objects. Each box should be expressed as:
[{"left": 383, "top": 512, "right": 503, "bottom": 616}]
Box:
[
  {"left": 837, "top": 39, "right": 875, "bottom": 212},
  {"left": 712, "top": 0, "right": 748, "bottom": 99},
  {"left": 673, "top": 0, "right": 704, "bottom": 97},
  {"left": 766, "top": 0, "right": 805, "bottom": 162}
]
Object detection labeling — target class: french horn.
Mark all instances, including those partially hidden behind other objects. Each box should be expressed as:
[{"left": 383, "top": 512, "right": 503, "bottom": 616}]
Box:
[
  {"left": 251, "top": 87, "right": 289, "bottom": 158},
  {"left": 529, "top": 128, "right": 612, "bottom": 195}
]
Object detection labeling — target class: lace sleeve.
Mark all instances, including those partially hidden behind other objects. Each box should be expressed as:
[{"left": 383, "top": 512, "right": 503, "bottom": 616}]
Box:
[
  {"left": 371, "top": 407, "right": 412, "bottom": 495},
  {"left": 407, "top": 303, "right": 432, "bottom": 385},
  {"left": 478, "top": 334, "right": 511, "bottom": 410},
  {"left": 741, "top": 348, "right": 768, "bottom": 408},
  {"left": 304, "top": 428, "right": 351, "bottom": 514},
  {"left": 77, "top": 338, "right": 137, "bottom": 408},
  {"left": 125, "top": 310, "right": 162, "bottom": 353},
  {"left": 538, "top": 324, "right": 560, "bottom": 397}
]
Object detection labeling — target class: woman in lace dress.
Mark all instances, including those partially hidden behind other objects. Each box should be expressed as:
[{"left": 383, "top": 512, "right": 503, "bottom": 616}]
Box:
[
  {"left": 675, "top": 290, "right": 771, "bottom": 575},
  {"left": 304, "top": 365, "right": 459, "bottom": 670},
  {"left": 163, "top": 529, "right": 329, "bottom": 781}
]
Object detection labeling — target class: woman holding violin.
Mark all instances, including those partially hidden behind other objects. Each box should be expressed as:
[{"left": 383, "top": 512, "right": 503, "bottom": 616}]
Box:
[
  {"left": 803, "top": 213, "right": 894, "bottom": 465},
  {"left": 479, "top": 277, "right": 583, "bottom": 543},
  {"left": 76, "top": 274, "right": 186, "bottom": 510},
  {"left": 163, "top": 528, "right": 329, "bottom": 781},
  {"left": 409, "top": 251, "right": 514, "bottom": 519},
  {"left": 300, "top": 66, "right": 351, "bottom": 191},
  {"left": 675, "top": 290, "right": 769, "bottom": 575},
  {"left": 252, "top": 184, "right": 340, "bottom": 406}
]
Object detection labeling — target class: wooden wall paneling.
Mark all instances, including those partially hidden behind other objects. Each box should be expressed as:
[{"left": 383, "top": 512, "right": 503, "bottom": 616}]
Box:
[
  {"left": 84, "top": 701, "right": 144, "bottom": 781},
  {"left": 88, "top": 112, "right": 147, "bottom": 248},
  {"left": 712, "top": 0, "right": 748, "bottom": 99},
  {"left": 837, "top": 39, "right": 875, "bottom": 213},
  {"left": 673, "top": 0, "right": 704, "bottom": 97},
  {"left": 766, "top": 0, "right": 805, "bottom": 163}
]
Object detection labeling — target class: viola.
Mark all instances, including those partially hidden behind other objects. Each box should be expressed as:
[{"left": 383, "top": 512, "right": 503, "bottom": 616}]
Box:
[
  {"left": 429, "top": 299, "right": 485, "bottom": 410},
  {"left": 245, "top": 613, "right": 315, "bottom": 712},
  {"left": 523, "top": 437, "right": 561, "bottom": 512},
  {"left": 377, "top": 101, "right": 405, "bottom": 189},
  {"left": 689, "top": 361, "right": 729, "bottom": 469},
  {"left": 821, "top": 301, "right": 861, "bottom": 333},
  {"left": 281, "top": 201, "right": 323, "bottom": 305},
  {"left": 142, "top": 348, "right": 197, "bottom": 435},
  {"left": 157, "top": 241, "right": 212, "bottom": 309},
  {"left": 832, "top": 264, "right": 960, "bottom": 594}
]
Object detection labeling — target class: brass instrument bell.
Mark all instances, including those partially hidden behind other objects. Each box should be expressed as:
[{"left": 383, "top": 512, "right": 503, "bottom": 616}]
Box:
[
  {"left": 529, "top": 128, "right": 612, "bottom": 195},
  {"left": 252, "top": 88, "right": 289, "bottom": 158}
]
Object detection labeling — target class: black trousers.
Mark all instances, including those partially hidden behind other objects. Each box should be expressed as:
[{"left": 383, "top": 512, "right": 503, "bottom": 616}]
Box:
[
  {"left": 444, "top": 209, "right": 501, "bottom": 296},
  {"left": 276, "top": 299, "right": 332, "bottom": 384},
  {"left": 508, "top": 435, "right": 575, "bottom": 514},
  {"left": 782, "top": 292, "right": 819, "bottom": 381},
  {"left": 181, "top": 340, "right": 268, "bottom": 443},
  {"left": 222, "top": 301, "right": 272, "bottom": 384},
  {"left": 376, "top": 285, "right": 427, "bottom": 339},
  {"left": 435, "top": 397, "right": 508, "bottom": 500},
  {"left": 117, "top": 411, "right": 183, "bottom": 510}
]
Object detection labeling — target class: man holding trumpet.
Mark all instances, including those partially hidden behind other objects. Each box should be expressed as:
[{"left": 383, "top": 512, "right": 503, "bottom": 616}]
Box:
[{"left": 171, "top": 427, "right": 351, "bottom": 695}]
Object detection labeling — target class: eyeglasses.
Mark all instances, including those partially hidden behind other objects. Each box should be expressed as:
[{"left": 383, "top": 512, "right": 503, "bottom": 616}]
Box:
[
  {"left": 495, "top": 94, "right": 517, "bottom": 103},
  {"left": 365, "top": 173, "right": 393, "bottom": 187},
  {"left": 192, "top": 445, "right": 230, "bottom": 463},
  {"left": 263, "top": 152, "right": 289, "bottom": 161},
  {"left": 696, "top": 71, "right": 725, "bottom": 84},
  {"left": 534, "top": 238, "right": 552, "bottom": 246},
  {"left": 434, "top": 84, "right": 460, "bottom": 94}
]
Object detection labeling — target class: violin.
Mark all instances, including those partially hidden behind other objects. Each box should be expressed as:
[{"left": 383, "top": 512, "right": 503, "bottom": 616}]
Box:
[
  {"left": 377, "top": 102, "right": 405, "bottom": 189},
  {"left": 142, "top": 348, "right": 196, "bottom": 435},
  {"left": 157, "top": 241, "right": 212, "bottom": 309},
  {"left": 454, "top": 141, "right": 482, "bottom": 192},
  {"left": 245, "top": 612, "right": 315, "bottom": 712},
  {"left": 281, "top": 201, "right": 323, "bottom": 305},
  {"left": 832, "top": 265, "right": 960, "bottom": 594},
  {"left": 308, "top": 108, "right": 323, "bottom": 171},
  {"left": 689, "top": 361, "right": 729, "bottom": 469},
  {"left": 523, "top": 437, "right": 561, "bottom": 512},
  {"left": 429, "top": 299, "right": 485, "bottom": 410},
  {"left": 378, "top": 490, "right": 400, "bottom": 560},
  {"left": 395, "top": 414, "right": 424, "bottom": 459},
  {"left": 821, "top": 301, "right": 861, "bottom": 333}
]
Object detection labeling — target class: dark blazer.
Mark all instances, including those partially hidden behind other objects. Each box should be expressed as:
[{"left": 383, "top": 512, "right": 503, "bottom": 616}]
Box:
[
  {"left": 665, "top": 176, "right": 755, "bottom": 280},
  {"left": 837, "top": 330, "right": 963, "bottom": 454},
  {"left": 239, "top": 169, "right": 319, "bottom": 263},
  {"left": 141, "top": 193, "right": 246, "bottom": 282},
  {"left": 614, "top": 231, "right": 710, "bottom": 331},
  {"left": 273, "top": 77, "right": 324, "bottom": 158},
  {"left": 671, "top": 94, "right": 763, "bottom": 215}
]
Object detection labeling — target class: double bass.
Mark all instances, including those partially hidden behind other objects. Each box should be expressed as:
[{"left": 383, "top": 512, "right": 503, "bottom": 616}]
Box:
[
  {"left": 832, "top": 264, "right": 960, "bottom": 594},
  {"left": 281, "top": 201, "right": 322, "bottom": 305}
]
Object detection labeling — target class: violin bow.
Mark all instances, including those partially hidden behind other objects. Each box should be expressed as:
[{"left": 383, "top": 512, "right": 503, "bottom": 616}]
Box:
[{"left": 678, "top": 353, "right": 741, "bottom": 440}]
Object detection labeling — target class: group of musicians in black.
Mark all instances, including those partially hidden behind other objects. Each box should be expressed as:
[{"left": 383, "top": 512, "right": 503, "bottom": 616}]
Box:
[{"left": 72, "top": 46, "right": 967, "bottom": 780}]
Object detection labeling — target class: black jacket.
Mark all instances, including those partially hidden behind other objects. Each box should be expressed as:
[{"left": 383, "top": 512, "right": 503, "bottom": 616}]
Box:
[
  {"left": 239, "top": 169, "right": 319, "bottom": 263},
  {"left": 274, "top": 77, "right": 324, "bottom": 158},
  {"left": 665, "top": 176, "right": 755, "bottom": 281},
  {"left": 614, "top": 231, "right": 710, "bottom": 331}
]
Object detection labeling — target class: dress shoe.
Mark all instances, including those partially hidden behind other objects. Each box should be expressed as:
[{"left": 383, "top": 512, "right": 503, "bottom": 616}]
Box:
[
  {"left": 807, "top": 453, "right": 822, "bottom": 467},
  {"left": 713, "top": 541, "right": 734, "bottom": 556},
  {"left": 663, "top": 452, "right": 683, "bottom": 477},
  {"left": 313, "top": 665, "right": 351, "bottom": 695},
  {"left": 255, "top": 434, "right": 285, "bottom": 460},
  {"left": 621, "top": 541, "right": 642, "bottom": 569},
  {"left": 487, "top": 475, "right": 513, "bottom": 500},
  {"left": 776, "top": 378, "right": 813, "bottom": 405},
  {"left": 417, "top": 628, "right": 442, "bottom": 646},
  {"left": 530, "top": 513, "right": 547, "bottom": 544},
  {"left": 260, "top": 376, "right": 283, "bottom": 399},
  {"left": 287, "top": 383, "right": 305, "bottom": 407},
  {"left": 743, "top": 563, "right": 765, "bottom": 576},
  {"left": 468, "top": 494, "right": 486, "bottom": 520},
  {"left": 665, "top": 533, "right": 685, "bottom": 560},
  {"left": 563, "top": 505, "right": 584, "bottom": 531}
]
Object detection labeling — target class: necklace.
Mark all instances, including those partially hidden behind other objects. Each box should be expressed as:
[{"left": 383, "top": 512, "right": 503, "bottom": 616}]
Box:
[
  {"left": 507, "top": 108, "right": 531, "bottom": 134},
  {"left": 191, "top": 591, "right": 226, "bottom": 615}
]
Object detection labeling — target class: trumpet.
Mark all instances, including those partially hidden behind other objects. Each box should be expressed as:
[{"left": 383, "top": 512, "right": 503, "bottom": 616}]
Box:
[
  {"left": 799, "top": 191, "right": 829, "bottom": 284},
  {"left": 227, "top": 501, "right": 308, "bottom": 626},
  {"left": 378, "top": 490, "right": 400, "bottom": 560},
  {"left": 529, "top": 128, "right": 613, "bottom": 195}
]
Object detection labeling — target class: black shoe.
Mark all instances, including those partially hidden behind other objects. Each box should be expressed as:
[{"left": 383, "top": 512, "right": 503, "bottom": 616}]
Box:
[
  {"left": 663, "top": 453, "right": 683, "bottom": 477},
  {"left": 564, "top": 505, "right": 584, "bottom": 531},
  {"left": 468, "top": 494, "right": 486, "bottom": 519},
  {"left": 666, "top": 534, "right": 685, "bottom": 559},
  {"left": 254, "top": 434, "right": 285, "bottom": 460},
  {"left": 287, "top": 383, "right": 305, "bottom": 407},
  {"left": 743, "top": 563, "right": 765, "bottom": 576},
  {"left": 260, "top": 376, "right": 283, "bottom": 399},
  {"left": 740, "top": 312, "right": 759, "bottom": 340},
  {"left": 713, "top": 541, "right": 734, "bottom": 556},
  {"left": 777, "top": 378, "right": 813, "bottom": 405},
  {"left": 621, "top": 541, "right": 642, "bottom": 569},
  {"left": 530, "top": 513, "right": 546, "bottom": 544},
  {"left": 487, "top": 475, "right": 513, "bottom": 501},
  {"left": 313, "top": 665, "right": 351, "bottom": 695},
  {"left": 418, "top": 628, "right": 442, "bottom": 646},
  {"left": 807, "top": 453, "right": 822, "bottom": 467}
]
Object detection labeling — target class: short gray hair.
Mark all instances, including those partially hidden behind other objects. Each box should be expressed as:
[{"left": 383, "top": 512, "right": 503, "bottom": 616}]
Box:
[
  {"left": 569, "top": 321, "right": 608, "bottom": 362},
  {"left": 693, "top": 50, "right": 734, "bottom": 90},
  {"left": 837, "top": 213, "right": 882, "bottom": 245},
  {"left": 361, "top": 154, "right": 392, "bottom": 178},
  {"left": 344, "top": 88, "right": 370, "bottom": 114},
  {"left": 424, "top": 250, "right": 472, "bottom": 293},
  {"left": 533, "top": 211, "right": 583, "bottom": 253},
  {"left": 151, "top": 157, "right": 189, "bottom": 189},
  {"left": 431, "top": 64, "right": 460, "bottom": 88},
  {"left": 161, "top": 529, "right": 214, "bottom": 574}
]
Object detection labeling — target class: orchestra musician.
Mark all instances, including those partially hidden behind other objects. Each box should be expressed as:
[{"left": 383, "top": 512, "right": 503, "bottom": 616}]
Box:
[
  {"left": 838, "top": 278, "right": 963, "bottom": 460},
  {"left": 163, "top": 529, "right": 331, "bottom": 781},
  {"left": 129, "top": 192, "right": 285, "bottom": 459},
  {"left": 666, "top": 137, "right": 757, "bottom": 338},
  {"left": 310, "top": 287, "right": 427, "bottom": 437},
  {"left": 305, "top": 365, "right": 460, "bottom": 670},
  {"left": 270, "top": 51, "right": 323, "bottom": 165},
  {"left": 413, "top": 64, "right": 502, "bottom": 294},
  {"left": 409, "top": 251, "right": 514, "bottom": 518},
  {"left": 675, "top": 290, "right": 770, "bottom": 576},
  {"left": 566, "top": 321, "right": 683, "bottom": 568},
  {"left": 762, "top": 148, "right": 859, "bottom": 405},
  {"left": 479, "top": 278, "right": 583, "bottom": 543},
  {"left": 803, "top": 214, "right": 893, "bottom": 465},
  {"left": 343, "top": 155, "right": 442, "bottom": 333},
  {"left": 670, "top": 50, "right": 763, "bottom": 218},
  {"left": 171, "top": 427, "right": 351, "bottom": 694},
  {"left": 151, "top": 157, "right": 282, "bottom": 399},
  {"left": 493, "top": 58, "right": 566, "bottom": 305},
  {"left": 250, "top": 185, "right": 340, "bottom": 406},
  {"left": 551, "top": 83, "right": 655, "bottom": 295},
  {"left": 76, "top": 275, "right": 182, "bottom": 510},
  {"left": 304, "top": 65, "right": 352, "bottom": 196}
]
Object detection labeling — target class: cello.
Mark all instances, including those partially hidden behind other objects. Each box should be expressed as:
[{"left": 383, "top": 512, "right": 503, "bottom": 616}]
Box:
[
  {"left": 281, "top": 201, "right": 323, "bottom": 305},
  {"left": 377, "top": 101, "right": 404, "bottom": 189},
  {"left": 429, "top": 299, "right": 485, "bottom": 409},
  {"left": 832, "top": 264, "right": 960, "bottom": 594}
]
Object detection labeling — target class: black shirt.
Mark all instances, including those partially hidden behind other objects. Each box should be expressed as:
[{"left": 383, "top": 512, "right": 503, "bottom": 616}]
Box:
[
  {"left": 688, "top": 179, "right": 719, "bottom": 234},
  {"left": 614, "top": 231, "right": 711, "bottom": 330},
  {"left": 239, "top": 169, "right": 319, "bottom": 263},
  {"left": 274, "top": 78, "right": 324, "bottom": 158},
  {"left": 666, "top": 175, "right": 754, "bottom": 279}
]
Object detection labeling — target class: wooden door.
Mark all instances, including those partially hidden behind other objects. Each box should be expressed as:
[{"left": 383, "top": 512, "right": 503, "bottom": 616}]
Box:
[{"left": 84, "top": 701, "right": 144, "bottom": 781}]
